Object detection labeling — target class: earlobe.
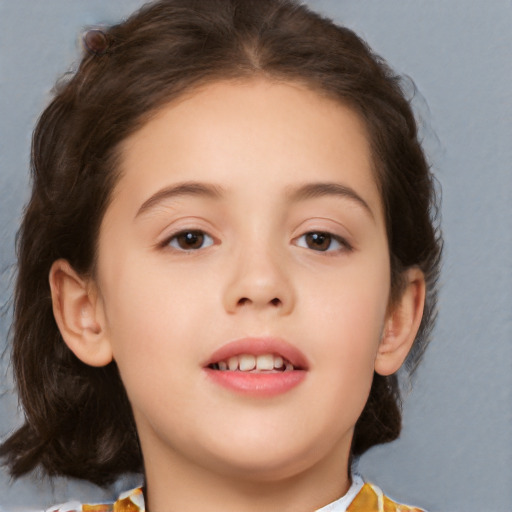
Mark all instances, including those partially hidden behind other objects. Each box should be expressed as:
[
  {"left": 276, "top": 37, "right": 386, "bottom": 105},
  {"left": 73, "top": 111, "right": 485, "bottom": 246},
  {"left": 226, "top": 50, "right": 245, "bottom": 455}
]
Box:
[
  {"left": 374, "top": 267, "right": 426, "bottom": 376},
  {"left": 49, "top": 259, "right": 113, "bottom": 367}
]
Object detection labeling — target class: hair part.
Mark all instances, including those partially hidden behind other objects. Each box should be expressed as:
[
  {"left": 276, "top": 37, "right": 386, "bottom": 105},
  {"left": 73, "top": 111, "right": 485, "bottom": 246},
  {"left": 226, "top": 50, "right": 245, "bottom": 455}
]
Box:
[{"left": 1, "top": 0, "right": 442, "bottom": 485}]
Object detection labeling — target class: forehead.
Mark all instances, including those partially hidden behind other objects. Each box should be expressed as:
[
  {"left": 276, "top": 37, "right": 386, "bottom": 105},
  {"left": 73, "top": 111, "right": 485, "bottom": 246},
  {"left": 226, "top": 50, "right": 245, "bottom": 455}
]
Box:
[{"left": 112, "top": 78, "right": 382, "bottom": 218}]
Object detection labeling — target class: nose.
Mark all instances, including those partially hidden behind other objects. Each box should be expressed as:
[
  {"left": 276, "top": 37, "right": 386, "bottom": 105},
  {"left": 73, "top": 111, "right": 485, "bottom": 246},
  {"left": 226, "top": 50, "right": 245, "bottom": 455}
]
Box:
[{"left": 222, "top": 242, "right": 295, "bottom": 316}]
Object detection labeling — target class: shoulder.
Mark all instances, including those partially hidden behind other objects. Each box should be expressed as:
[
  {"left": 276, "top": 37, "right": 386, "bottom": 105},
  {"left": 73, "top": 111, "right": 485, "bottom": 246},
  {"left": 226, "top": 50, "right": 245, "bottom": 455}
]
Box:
[
  {"left": 348, "top": 481, "right": 426, "bottom": 512},
  {"left": 45, "top": 487, "right": 145, "bottom": 512}
]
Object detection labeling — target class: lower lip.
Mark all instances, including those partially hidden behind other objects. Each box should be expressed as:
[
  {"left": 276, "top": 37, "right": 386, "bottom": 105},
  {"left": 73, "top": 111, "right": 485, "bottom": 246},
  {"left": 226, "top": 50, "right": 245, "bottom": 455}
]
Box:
[{"left": 204, "top": 369, "right": 306, "bottom": 397}]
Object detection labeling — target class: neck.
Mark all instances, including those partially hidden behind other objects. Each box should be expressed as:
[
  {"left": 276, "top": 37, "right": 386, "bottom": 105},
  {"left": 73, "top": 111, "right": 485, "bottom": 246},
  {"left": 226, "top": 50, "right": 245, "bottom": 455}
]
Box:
[{"left": 142, "top": 442, "right": 352, "bottom": 512}]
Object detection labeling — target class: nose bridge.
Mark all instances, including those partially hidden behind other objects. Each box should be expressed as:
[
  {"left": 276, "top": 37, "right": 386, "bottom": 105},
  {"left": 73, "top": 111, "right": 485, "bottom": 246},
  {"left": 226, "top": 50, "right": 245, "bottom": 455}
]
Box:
[{"left": 223, "top": 227, "right": 294, "bottom": 314}]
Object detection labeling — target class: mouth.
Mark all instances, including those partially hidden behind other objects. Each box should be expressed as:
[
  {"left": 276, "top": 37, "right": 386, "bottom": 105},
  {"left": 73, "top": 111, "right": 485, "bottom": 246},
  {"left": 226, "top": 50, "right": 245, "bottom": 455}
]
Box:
[
  {"left": 204, "top": 338, "right": 307, "bottom": 397},
  {"left": 208, "top": 353, "right": 297, "bottom": 373}
]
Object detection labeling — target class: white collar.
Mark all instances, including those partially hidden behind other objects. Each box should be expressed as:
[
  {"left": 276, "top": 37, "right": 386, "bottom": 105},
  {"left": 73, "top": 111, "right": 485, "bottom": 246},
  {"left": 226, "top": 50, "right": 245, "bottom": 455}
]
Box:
[{"left": 315, "top": 474, "right": 364, "bottom": 512}]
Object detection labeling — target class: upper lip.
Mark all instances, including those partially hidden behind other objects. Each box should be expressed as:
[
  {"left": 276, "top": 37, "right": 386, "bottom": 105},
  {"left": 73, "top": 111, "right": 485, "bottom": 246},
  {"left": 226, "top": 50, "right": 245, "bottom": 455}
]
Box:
[{"left": 204, "top": 337, "right": 309, "bottom": 370}]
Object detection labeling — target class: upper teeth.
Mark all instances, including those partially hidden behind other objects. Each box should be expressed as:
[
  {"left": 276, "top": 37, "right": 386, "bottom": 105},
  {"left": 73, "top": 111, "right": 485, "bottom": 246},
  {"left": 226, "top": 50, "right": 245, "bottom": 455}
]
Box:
[{"left": 212, "top": 354, "right": 294, "bottom": 372}]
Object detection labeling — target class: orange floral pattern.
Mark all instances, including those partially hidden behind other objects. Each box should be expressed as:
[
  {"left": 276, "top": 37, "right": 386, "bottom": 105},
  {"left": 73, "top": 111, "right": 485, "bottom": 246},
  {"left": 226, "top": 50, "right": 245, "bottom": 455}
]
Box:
[
  {"left": 48, "top": 487, "right": 145, "bottom": 512},
  {"left": 347, "top": 483, "right": 425, "bottom": 512}
]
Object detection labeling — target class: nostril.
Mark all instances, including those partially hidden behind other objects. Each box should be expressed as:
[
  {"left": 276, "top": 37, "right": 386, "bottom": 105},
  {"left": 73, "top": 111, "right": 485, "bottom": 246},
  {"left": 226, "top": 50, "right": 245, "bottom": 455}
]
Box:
[{"left": 234, "top": 297, "right": 282, "bottom": 307}]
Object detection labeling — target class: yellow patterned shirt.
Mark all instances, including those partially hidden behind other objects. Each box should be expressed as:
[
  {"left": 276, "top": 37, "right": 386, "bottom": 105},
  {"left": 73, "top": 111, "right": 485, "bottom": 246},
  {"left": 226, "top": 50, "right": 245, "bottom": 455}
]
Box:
[
  {"left": 347, "top": 482, "right": 425, "bottom": 512},
  {"left": 47, "top": 478, "right": 425, "bottom": 512}
]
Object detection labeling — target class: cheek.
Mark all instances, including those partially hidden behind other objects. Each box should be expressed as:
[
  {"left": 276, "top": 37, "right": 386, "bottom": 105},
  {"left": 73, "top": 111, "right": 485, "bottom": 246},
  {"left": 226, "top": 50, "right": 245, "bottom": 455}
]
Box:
[
  {"left": 97, "top": 250, "right": 203, "bottom": 368},
  {"left": 304, "top": 257, "right": 390, "bottom": 334},
  {"left": 302, "top": 254, "right": 391, "bottom": 381},
  {"left": 97, "top": 260, "right": 206, "bottom": 417}
]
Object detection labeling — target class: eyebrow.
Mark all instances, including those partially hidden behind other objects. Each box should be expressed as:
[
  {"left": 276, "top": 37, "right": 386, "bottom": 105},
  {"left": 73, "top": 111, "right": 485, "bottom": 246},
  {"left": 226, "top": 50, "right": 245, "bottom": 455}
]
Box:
[
  {"left": 135, "top": 180, "right": 374, "bottom": 220},
  {"left": 135, "top": 181, "right": 224, "bottom": 218},
  {"left": 288, "top": 182, "right": 374, "bottom": 219}
]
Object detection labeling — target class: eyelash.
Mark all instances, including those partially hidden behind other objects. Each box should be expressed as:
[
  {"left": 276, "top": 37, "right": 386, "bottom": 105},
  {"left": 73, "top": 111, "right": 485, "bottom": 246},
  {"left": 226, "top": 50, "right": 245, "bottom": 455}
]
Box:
[
  {"left": 162, "top": 229, "right": 351, "bottom": 254},
  {"left": 164, "top": 230, "right": 215, "bottom": 251},
  {"left": 294, "top": 231, "right": 352, "bottom": 253}
]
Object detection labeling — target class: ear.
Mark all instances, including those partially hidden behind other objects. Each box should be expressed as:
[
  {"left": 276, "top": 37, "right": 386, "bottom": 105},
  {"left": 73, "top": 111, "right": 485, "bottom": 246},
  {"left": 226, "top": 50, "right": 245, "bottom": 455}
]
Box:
[
  {"left": 374, "top": 267, "right": 426, "bottom": 376},
  {"left": 49, "top": 259, "right": 113, "bottom": 367}
]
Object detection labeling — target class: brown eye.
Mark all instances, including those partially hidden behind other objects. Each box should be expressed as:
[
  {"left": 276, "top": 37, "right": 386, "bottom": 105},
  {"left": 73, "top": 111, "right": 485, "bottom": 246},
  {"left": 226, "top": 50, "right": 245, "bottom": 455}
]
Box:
[
  {"left": 305, "top": 232, "right": 332, "bottom": 251},
  {"left": 296, "top": 231, "right": 348, "bottom": 252},
  {"left": 168, "top": 230, "right": 213, "bottom": 251}
]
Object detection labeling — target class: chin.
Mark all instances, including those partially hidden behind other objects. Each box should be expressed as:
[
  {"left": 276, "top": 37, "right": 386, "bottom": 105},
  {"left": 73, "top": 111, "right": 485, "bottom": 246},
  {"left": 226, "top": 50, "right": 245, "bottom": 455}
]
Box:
[{"left": 196, "top": 435, "right": 335, "bottom": 483}]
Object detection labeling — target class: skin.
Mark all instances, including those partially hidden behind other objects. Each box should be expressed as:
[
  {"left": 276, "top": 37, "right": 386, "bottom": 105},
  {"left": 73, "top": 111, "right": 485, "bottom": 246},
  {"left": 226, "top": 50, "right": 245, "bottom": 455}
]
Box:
[{"left": 50, "top": 79, "right": 425, "bottom": 512}]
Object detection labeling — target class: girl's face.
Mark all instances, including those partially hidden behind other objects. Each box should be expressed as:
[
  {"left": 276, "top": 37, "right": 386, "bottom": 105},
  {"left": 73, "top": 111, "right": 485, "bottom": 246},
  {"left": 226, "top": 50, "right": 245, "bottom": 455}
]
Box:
[{"left": 91, "top": 79, "right": 397, "bottom": 485}]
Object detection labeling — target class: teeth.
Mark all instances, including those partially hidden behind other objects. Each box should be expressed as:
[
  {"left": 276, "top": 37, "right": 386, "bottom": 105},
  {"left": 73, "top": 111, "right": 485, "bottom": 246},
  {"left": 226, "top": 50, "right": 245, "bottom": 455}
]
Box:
[
  {"left": 212, "top": 354, "right": 293, "bottom": 372},
  {"left": 239, "top": 354, "right": 256, "bottom": 371},
  {"left": 256, "top": 354, "right": 274, "bottom": 371}
]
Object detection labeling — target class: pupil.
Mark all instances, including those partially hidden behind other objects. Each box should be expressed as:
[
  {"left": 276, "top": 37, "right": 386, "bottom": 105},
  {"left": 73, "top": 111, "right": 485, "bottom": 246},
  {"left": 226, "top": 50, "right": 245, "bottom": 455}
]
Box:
[
  {"left": 306, "top": 232, "right": 330, "bottom": 251},
  {"left": 179, "top": 231, "right": 203, "bottom": 249}
]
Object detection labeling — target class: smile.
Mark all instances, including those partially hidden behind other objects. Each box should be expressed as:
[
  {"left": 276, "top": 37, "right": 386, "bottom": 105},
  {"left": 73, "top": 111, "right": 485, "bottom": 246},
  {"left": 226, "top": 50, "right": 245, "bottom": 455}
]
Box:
[{"left": 204, "top": 338, "right": 307, "bottom": 397}]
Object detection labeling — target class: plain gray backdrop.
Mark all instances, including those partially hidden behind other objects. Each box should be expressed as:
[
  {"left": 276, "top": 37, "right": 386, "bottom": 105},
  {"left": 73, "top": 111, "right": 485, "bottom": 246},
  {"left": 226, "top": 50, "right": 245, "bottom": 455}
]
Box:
[{"left": 1, "top": 1, "right": 511, "bottom": 511}]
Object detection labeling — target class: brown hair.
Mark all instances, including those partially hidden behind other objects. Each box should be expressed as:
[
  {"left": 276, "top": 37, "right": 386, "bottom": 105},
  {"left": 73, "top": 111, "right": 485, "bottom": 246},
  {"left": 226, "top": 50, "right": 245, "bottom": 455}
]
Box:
[{"left": 1, "top": 0, "right": 441, "bottom": 486}]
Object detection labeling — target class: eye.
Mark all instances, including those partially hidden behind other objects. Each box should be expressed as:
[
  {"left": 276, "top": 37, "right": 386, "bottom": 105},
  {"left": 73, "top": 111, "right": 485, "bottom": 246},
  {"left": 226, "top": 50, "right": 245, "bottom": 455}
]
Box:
[
  {"left": 167, "top": 230, "right": 214, "bottom": 251},
  {"left": 295, "top": 231, "right": 349, "bottom": 252}
]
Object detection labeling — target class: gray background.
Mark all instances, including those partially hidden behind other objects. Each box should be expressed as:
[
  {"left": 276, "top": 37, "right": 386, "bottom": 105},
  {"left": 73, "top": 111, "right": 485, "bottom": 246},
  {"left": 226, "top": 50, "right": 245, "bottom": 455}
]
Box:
[{"left": 0, "top": 1, "right": 511, "bottom": 511}]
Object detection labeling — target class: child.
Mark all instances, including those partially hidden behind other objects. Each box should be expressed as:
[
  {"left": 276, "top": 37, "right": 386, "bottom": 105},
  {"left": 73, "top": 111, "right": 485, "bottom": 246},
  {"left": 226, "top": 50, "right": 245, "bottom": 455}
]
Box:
[{"left": 0, "top": 0, "right": 441, "bottom": 510}]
